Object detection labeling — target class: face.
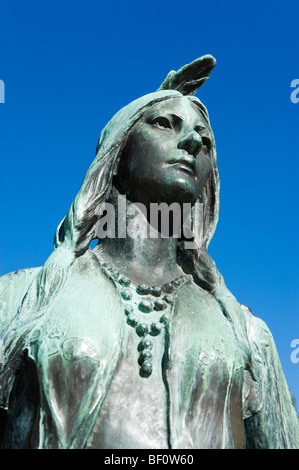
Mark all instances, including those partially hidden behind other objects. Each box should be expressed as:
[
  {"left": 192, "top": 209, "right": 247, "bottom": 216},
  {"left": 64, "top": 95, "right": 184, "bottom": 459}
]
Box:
[{"left": 114, "top": 97, "right": 213, "bottom": 207}]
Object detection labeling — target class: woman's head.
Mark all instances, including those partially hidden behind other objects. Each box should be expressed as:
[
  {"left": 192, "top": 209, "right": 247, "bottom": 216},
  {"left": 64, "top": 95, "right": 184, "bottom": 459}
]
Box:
[{"left": 114, "top": 96, "right": 213, "bottom": 208}]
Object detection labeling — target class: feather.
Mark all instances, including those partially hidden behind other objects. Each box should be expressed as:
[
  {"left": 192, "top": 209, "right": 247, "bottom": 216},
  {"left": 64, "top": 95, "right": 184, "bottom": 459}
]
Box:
[{"left": 157, "top": 54, "right": 216, "bottom": 96}]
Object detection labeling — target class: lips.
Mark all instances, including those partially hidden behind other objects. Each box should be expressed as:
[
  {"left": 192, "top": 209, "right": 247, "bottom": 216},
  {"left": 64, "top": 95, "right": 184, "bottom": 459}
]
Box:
[{"left": 168, "top": 155, "right": 197, "bottom": 175}]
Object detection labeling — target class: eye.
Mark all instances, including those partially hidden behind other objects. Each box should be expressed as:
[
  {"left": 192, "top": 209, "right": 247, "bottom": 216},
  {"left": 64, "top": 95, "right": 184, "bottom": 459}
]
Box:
[
  {"left": 201, "top": 136, "right": 211, "bottom": 156},
  {"left": 194, "top": 126, "right": 212, "bottom": 153},
  {"left": 151, "top": 116, "right": 172, "bottom": 129},
  {"left": 194, "top": 125, "right": 205, "bottom": 134}
]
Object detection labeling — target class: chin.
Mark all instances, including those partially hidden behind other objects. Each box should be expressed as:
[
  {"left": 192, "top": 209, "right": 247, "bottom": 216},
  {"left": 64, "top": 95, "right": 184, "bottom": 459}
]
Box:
[{"left": 158, "top": 177, "right": 199, "bottom": 206}]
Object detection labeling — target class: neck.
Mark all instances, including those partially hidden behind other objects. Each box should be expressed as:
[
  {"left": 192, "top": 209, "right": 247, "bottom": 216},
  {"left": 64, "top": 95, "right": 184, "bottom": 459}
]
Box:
[{"left": 94, "top": 189, "right": 184, "bottom": 286}]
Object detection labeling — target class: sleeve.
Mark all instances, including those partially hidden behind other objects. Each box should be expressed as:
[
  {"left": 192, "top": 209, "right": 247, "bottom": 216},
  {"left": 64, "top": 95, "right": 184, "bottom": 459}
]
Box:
[{"left": 241, "top": 305, "right": 299, "bottom": 449}]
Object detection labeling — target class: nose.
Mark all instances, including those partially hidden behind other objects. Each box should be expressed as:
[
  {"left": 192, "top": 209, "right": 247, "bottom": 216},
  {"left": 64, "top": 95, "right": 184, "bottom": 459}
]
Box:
[{"left": 177, "top": 129, "right": 203, "bottom": 157}]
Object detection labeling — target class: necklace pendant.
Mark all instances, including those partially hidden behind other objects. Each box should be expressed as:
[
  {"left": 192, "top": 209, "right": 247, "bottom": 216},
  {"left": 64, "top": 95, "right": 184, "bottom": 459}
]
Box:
[
  {"left": 139, "top": 360, "right": 153, "bottom": 378},
  {"left": 98, "top": 257, "right": 189, "bottom": 379}
]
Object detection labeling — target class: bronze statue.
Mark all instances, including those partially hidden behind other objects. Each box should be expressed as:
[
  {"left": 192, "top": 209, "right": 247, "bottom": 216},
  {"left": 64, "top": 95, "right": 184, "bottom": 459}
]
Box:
[{"left": 0, "top": 56, "right": 298, "bottom": 449}]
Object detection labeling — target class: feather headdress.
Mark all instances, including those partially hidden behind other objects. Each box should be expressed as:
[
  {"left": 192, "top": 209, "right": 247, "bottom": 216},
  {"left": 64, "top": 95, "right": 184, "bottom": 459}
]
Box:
[{"left": 157, "top": 55, "right": 216, "bottom": 95}]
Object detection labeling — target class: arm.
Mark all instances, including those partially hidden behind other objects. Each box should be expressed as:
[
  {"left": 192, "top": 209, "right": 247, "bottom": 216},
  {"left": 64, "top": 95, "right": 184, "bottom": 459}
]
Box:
[
  {"left": 242, "top": 305, "right": 299, "bottom": 448},
  {"left": 0, "top": 268, "right": 40, "bottom": 428}
]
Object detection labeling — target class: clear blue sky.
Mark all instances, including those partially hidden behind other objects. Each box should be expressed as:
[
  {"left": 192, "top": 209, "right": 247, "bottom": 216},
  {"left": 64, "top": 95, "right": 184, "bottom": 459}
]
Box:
[{"left": 0, "top": 0, "right": 298, "bottom": 411}]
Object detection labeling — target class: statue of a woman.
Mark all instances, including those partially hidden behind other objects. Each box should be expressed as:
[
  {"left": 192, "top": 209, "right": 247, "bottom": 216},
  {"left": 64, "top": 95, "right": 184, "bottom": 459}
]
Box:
[{"left": 0, "top": 56, "right": 298, "bottom": 449}]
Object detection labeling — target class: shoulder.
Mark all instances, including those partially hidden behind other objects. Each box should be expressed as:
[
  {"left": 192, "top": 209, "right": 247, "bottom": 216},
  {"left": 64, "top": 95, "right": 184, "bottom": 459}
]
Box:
[
  {"left": 0, "top": 267, "right": 41, "bottom": 331},
  {"left": 0, "top": 267, "right": 40, "bottom": 287},
  {"left": 239, "top": 303, "right": 275, "bottom": 348}
]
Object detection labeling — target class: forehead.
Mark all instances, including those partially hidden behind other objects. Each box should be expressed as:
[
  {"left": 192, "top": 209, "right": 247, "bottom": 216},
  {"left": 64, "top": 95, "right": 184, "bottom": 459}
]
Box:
[{"left": 143, "top": 96, "right": 208, "bottom": 127}]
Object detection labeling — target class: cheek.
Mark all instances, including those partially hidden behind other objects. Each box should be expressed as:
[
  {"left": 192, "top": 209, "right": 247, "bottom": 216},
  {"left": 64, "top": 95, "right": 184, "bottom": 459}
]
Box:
[
  {"left": 130, "top": 135, "right": 169, "bottom": 173},
  {"left": 197, "top": 156, "right": 213, "bottom": 190}
]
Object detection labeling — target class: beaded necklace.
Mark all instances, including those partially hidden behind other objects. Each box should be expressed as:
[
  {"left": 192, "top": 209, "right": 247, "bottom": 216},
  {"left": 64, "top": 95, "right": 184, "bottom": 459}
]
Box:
[{"left": 97, "top": 257, "right": 190, "bottom": 378}]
